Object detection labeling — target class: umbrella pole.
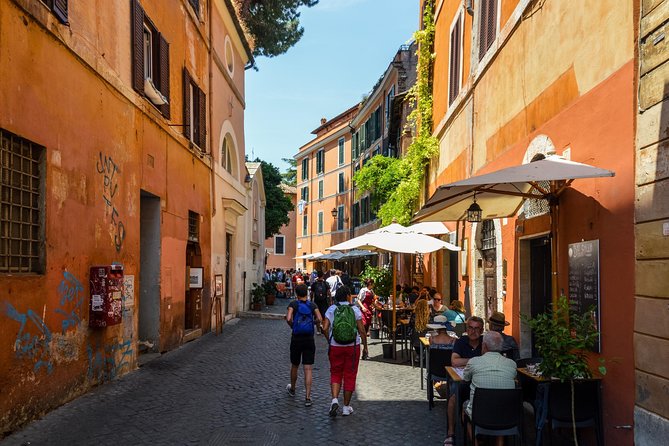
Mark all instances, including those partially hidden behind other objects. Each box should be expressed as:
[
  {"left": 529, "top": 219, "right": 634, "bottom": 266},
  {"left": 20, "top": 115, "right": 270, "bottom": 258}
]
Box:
[
  {"left": 550, "top": 194, "right": 560, "bottom": 305},
  {"left": 392, "top": 253, "right": 397, "bottom": 359}
]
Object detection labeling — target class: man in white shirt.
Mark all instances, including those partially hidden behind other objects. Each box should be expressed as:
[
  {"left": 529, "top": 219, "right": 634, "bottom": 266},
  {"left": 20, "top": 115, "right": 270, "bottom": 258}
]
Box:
[{"left": 325, "top": 269, "right": 343, "bottom": 299}]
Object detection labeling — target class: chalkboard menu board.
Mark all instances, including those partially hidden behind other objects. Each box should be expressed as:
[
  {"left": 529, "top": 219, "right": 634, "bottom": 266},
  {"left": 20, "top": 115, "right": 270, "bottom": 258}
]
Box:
[{"left": 568, "top": 239, "right": 600, "bottom": 352}]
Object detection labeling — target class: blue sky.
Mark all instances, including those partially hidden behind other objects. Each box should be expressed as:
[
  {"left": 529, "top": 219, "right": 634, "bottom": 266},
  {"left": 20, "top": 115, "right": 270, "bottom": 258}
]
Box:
[{"left": 244, "top": 0, "right": 419, "bottom": 172}]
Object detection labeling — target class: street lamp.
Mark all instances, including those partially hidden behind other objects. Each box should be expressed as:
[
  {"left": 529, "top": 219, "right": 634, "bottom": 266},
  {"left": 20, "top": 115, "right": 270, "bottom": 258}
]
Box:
[{"left": 331, "top": 207, "right": 338, "bottom": 218}]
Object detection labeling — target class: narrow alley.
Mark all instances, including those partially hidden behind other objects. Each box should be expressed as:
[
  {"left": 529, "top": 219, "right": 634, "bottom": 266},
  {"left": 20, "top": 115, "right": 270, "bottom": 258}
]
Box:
[{"left": 1, "top": 305, "right": 446, "bottom": 446}]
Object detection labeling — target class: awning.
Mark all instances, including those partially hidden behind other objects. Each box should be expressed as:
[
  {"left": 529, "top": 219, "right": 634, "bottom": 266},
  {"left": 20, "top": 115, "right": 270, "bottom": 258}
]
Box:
[
  {"left": 413, "top": 155, "right": 614, "bottom": 222},
  {"left": 293, "top": 252, "right": 323, "bottom": 260},
  {"left": 317, "top": 252, "right": 346, "bottom": 261}
]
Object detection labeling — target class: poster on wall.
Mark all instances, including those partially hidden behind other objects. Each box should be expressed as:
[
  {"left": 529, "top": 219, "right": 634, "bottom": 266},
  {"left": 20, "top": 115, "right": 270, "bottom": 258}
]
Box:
[
  {"left": 568, "top": 239, "right": 600, "bottom": 352},
  {"left": 189, "top": 267, "right": 204, "bottom": 289}
]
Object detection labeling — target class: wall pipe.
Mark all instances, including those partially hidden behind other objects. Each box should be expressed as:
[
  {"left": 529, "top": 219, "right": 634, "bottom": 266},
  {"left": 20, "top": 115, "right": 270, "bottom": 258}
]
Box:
[{"left": 466, "top": 0, "right": 474, "bottom": 16}]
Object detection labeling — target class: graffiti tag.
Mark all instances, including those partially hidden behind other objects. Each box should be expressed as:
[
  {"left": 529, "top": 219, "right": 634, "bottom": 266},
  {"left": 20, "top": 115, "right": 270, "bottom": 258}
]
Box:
[
  {"left": 55, "top": 271, "right": 84, "bottom": 334},
  {"left": 87, "top": 339, "right": 133, "bottom": 382},
  {"left": 3, "top": 302, "right": 53, "bottom": 374},
  {"left": 97, "top": 152, "right": 125, "bottom": 251}
]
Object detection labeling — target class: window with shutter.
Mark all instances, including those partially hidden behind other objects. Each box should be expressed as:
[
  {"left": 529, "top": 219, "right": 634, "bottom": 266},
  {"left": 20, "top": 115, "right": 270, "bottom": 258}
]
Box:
[
  {"left": 338, "top": 138, "right": 345, "bottom": 165},
  {"left": 337, "top": 205, "right": 344, "bottom": 231},
  {"left": 479, "top": 0, "right": 497, "bottom": 60},
  {"left": 52, "top": 0, "right": 68, "bottom": 24},
  {"left": 338, "top": 172, "right": 344, "bottom": 193},
  {"left": 449, "top": 13, "right": 462, "bottom": 105},
  {"left": 301, "top": 158, "right": 309, "bottom": 180},
  {"left": 317, "top": 211, "right": 323, "bottom": 234},
  {"left": 183, "top": 69, "right": 206, "bottom": 151},
  {"left": 131, "top": 0, "right": 170, "bottom": 118},
  {"left": 318, "top": 180, "right": 323, "bottom": 200}
]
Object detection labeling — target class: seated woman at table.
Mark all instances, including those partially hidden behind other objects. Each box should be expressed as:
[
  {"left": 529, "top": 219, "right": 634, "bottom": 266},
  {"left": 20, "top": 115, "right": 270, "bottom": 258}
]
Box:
[
  {"left": 409, "top": 299, "right": 430, "bottom": 361},
  {"left": 429, "top": 293, "right": 447, "bottom": 319},
  {"left": 445, "top": 299, "right": 467, "bottom": 326},
  {"left": 427, "top": 315, "right": 458, "bottom": 399}
]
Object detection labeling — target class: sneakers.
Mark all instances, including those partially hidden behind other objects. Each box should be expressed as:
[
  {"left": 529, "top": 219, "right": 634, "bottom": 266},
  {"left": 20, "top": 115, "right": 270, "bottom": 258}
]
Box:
[
  {"left": 305, "top": 398, "right": 312, "bottom": 407},
  {"left": 342, "top": 405, "right": 354, "bottom": 416},
  {"left": 329, "top": 400, "right": 339, "bottom": 417},
  {"left": 286, "top": 384, "right": 295, "bottom": 397}
]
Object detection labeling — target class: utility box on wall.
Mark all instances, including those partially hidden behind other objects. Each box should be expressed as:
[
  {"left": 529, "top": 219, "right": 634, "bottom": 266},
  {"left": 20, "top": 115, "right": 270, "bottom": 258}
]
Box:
[{"left": 89, "top": 265, "right": 124, "bottom": 328}]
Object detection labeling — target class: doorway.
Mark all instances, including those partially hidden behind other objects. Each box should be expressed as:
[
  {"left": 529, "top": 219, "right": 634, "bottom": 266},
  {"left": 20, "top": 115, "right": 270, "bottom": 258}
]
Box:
[
  {"left": 185, "top": 242, "right": 202, "bottom": 331},
  {"left": 139, "top": 191, "right": 160, "bottom": 353},
  {"left": 225, "top": 233, "right": 232, "bottom": 314},
  {"left": 481, "top": 220, "right": 497, "bottom": 320},
  {"left": 519, "top": 235, "right": 552, "bottom": 357}
]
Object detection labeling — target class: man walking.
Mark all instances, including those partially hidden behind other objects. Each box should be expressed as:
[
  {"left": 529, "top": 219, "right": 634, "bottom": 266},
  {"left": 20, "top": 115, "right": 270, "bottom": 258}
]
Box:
[
  {"left": 285, "top": 283, "right": 322, "bottom": 407},
  {"left": 325, "top": 269, "right": 343, "bottom": 300},
  {"left": 321, "top": 286, "right": 368, "bottom": 417},
  {"left": 310, "top": 270, "right": 330, "bottom": 334}
]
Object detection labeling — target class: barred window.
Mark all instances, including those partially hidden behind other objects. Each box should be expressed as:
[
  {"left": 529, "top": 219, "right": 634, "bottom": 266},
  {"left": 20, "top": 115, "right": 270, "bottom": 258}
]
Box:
[
  {"left": 481, "top": 220, "right": 496, "bottom": 251},
  {"left": 188, "top": 211, "right": 199, "bottom": 242},
  {"left": 1, "top": 129, "right": 45, "bottom": 273}
]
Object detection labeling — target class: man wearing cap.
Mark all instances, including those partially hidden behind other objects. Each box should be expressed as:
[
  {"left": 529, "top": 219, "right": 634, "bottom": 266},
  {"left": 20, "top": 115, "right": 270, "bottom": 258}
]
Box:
[{"left": 487, "top": 311, "right": 519, "bottom": 361}]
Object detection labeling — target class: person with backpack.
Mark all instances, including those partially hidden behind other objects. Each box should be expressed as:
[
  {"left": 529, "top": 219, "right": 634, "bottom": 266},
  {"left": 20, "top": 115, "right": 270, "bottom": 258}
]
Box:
[
  {"left": 321, "top": 286, "right": 368, "bottom": 417},
  {"left": 326, "top": 269, "right": 343, "bottom": 300},
  {"left": 285, "top": 283, "right": 322, "bottom": 407},
  {"left": 310, "top": 270, "right": 330, "bottom": 334}
]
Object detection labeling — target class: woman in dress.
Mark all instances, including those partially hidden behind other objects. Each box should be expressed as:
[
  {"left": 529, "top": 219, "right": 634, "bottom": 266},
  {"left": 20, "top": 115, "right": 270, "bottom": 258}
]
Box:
[{"left": 356, "top": 279, "right": 375, "bottom": 341}]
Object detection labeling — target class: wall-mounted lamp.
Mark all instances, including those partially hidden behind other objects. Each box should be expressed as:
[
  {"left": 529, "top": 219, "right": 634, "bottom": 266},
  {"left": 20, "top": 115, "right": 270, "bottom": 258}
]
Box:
[
  {"left": 331, "top": 207, "right": 338, "bottom": 218},
  {"left": 244, "top": 174, "right": 252, "bottom": 183},
  {"left": 466, "top": 193, "right": 482, "bottom": 223}
]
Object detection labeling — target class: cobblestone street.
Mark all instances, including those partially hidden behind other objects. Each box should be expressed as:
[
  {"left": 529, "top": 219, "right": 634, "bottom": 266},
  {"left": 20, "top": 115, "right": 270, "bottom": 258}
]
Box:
[{"left": 1, "top": 303, "right": 448, "bottom": 446}]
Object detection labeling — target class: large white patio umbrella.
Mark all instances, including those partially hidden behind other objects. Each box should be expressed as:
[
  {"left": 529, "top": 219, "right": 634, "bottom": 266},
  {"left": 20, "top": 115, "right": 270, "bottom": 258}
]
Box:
[
  {"left": 328, "top": 223, "right": 460, "bottom": 357},
  {"left": 293, "top": 252, "right": 323, "bottom": 260},
  {"left": 413, "top": 155, "right": 614, "bottom": 301}
]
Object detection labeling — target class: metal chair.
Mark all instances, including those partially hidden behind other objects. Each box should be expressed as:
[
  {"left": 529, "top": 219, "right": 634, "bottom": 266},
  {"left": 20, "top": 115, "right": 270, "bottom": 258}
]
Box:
[
  {"left": 465, "top": 388, "right": 524, "bottom": 445},
  {"left": 427, "top": 347, "right": 452, "bottom": 409},
  {"left": 548, "top": 380, "right": 603, "bottom": 446}
]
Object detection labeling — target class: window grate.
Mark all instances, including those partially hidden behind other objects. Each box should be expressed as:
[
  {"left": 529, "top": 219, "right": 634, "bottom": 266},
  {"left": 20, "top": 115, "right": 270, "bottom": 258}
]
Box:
[
  {"left": 188, "top": 211, "right": 199, "bottom": 242},
  {"left": 0, "top": 129, "right": 45, "bottom": 273},
  {"left": 481, "top": 220, "right": 496, "bottom": 251}
]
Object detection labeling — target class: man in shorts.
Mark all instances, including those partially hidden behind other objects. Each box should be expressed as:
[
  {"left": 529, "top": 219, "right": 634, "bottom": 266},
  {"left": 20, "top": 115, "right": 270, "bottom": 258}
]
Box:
[{"left": 285, "top": 283, "right": 322, "bottom": 407}]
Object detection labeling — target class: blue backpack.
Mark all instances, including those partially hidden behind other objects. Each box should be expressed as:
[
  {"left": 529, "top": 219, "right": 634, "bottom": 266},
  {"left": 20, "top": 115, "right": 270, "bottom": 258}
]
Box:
[{"left": 293, "top": 301, "right": 314, "bottom": 335}]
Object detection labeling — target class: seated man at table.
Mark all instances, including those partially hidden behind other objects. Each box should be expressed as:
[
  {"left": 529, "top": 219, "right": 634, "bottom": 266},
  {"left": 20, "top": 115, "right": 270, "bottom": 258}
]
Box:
[
  {"left": 486, "top": 311, "right": 520, "bottom": 360},
  {"left": 445, "top": 316, "right": 484, "bottom": 445},
  {"left": 462, "top": 331, "right": 517, "bottom": 446}
]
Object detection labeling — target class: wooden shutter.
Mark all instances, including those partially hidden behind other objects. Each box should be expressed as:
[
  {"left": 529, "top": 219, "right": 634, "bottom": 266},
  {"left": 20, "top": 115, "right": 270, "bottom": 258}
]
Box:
[
  {"left": 479, "top": 0, "right": 497, "bottom": 60},
  {"left": 449, "top": 16, "right": 461, "bottom": 104},
  {"left": 183, "top": 68, "right": 191, "bottom": 140},
  {"left": 53, "top": 0, "right": 68, "bottom": 24},
  {"left": 198, "top": 86, "right": 207, "bottom": 151},
  {"left": 131, "top": 0, "right": 145, "bottom": 92},
  {"left": 158, "top": 33, "right": 170, "bottom": 119}
]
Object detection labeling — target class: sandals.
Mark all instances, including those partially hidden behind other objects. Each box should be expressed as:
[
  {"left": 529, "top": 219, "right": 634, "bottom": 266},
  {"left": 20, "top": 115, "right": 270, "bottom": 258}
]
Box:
[{"left": 443, "top": 436, "right": 455, "bottom": 445}]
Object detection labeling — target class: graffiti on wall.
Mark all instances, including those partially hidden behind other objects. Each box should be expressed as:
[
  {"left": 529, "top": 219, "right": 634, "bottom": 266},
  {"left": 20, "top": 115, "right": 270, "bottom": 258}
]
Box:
[
  {"left": 55, "top": 271, "right": 85, "bottom": 334},
  {"left": 96, "top": 152, "right": 125, "bottom": 251},
  {"left": 87, "top": 339, "right": 132, "bottom": 382},
  {"left": 2, "top": 302, "right": 53, "bottom": 374}
]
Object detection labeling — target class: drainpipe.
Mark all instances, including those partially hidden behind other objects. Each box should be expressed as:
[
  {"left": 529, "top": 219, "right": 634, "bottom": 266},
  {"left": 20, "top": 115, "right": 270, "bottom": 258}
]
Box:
[
  {"left": 209, "top": 0, "right": 216, "bottom": 218},
  {"left": 466, "top": 0, "right": 474, "bottom": 16}
]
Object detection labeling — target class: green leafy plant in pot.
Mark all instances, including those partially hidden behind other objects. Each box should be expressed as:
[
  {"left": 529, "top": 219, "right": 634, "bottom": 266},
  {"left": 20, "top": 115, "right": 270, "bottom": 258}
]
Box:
[
  {"left": 251, "top": 283, "right": 264, "bottom": 310},
  {"left": 359, "top": 261, "right": 392, "bottom": 299},
  {"left": 263, "top": 280, "right": 277, "bottom": 305},
  {"left": 523, "top": 295, "right": 606, "bottom": 444}
]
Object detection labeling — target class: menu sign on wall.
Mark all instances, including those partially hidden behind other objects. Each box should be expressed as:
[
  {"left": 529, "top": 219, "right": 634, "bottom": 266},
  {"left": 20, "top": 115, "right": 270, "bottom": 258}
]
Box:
[{"left": 568, "top": 239, "right": 601, "bottom": 352}]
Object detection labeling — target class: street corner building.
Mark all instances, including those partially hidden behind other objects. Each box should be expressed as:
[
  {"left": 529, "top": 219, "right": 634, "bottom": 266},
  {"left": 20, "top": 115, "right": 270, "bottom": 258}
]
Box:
[{"left": 0, "top": 0, "right": 264, "bottom": 434}]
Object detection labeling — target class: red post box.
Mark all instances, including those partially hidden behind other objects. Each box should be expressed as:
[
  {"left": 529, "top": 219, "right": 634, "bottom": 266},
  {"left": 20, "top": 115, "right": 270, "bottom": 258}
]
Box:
[{"left": 89, "top": 264, "right": 124, "bottom": 328}]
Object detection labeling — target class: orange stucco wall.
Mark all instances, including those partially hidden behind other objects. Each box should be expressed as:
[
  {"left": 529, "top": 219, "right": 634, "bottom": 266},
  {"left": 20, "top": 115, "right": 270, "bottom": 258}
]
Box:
[{"left": 0, "top": 0, "right": 242, "bottom": 432}]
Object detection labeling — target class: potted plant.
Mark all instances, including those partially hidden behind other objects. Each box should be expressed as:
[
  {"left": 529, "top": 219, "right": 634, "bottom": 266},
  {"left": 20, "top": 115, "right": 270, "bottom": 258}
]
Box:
[
  {"left": 250, "top": 283, "right": 264, "bottom": 311},
  {"left": 524, "top": 295, "right": 606, "bottom": 442},
  {"left": 263, "top": 280, "right": 277, "bottom": 306}
]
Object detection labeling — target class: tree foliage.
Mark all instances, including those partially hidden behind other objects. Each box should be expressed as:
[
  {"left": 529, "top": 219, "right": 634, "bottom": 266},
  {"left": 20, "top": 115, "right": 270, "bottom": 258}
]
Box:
[
  {"left": 281, "top": 157, "right": 297, "bottom": 186},
  {"left": 359, "top": 261, "right": 393, "bottom": 299},
  {"left": 236, "top": 0, "right": 319, "bottom": 58},
  {"left": 352, "top": 1, "right": 438, "bottom": 225},
  {"left": 258, "top": 160, "right": 295, "bottom": 238}
]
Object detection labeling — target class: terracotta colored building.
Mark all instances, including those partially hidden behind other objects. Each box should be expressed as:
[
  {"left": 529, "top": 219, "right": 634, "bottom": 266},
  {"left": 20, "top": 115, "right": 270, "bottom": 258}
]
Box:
[
  {"left": 295, "top": 43, "right": 417, "bottom": 274},
  {"left": 264, "top": 184, "right": 297, "bottom": 271},
  {"left": 0, "top": 0, "right": 254, "bottom": 433},
  {"left": 424, "top": 0, "right": 635, "bottom": 443},
  {"left": 634, "top": 0, "right": 669, "bottom": 442}
]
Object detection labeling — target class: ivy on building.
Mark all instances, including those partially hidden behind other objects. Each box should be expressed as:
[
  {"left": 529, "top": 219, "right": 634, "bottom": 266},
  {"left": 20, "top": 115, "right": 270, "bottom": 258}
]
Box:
[{"left": 353, "top": 0, "right": 438, "bottom": 225}]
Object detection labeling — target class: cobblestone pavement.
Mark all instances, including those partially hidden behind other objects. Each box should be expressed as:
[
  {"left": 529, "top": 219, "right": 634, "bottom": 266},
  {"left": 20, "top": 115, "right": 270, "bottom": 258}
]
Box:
[{"left": 1, "top": 302, "right": 449, "bottom": 446}]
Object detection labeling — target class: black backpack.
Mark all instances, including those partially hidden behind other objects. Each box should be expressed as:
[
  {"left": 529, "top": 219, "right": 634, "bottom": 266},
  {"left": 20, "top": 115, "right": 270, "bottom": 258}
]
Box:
[{"left": 312, "top": 281, "right": 329, "bottom": 303}]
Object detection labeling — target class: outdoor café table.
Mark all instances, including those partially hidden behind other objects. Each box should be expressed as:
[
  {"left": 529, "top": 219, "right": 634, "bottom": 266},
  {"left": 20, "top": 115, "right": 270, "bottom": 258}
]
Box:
[
  {"left": 445, "top": 366, "right": 469, "bottom": 446},
  {"left": 516, "top": 367, "right": 604, "bottom": 446},
  {"left": 419, "top": 336, "right": 429, "bottom": 389}
]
